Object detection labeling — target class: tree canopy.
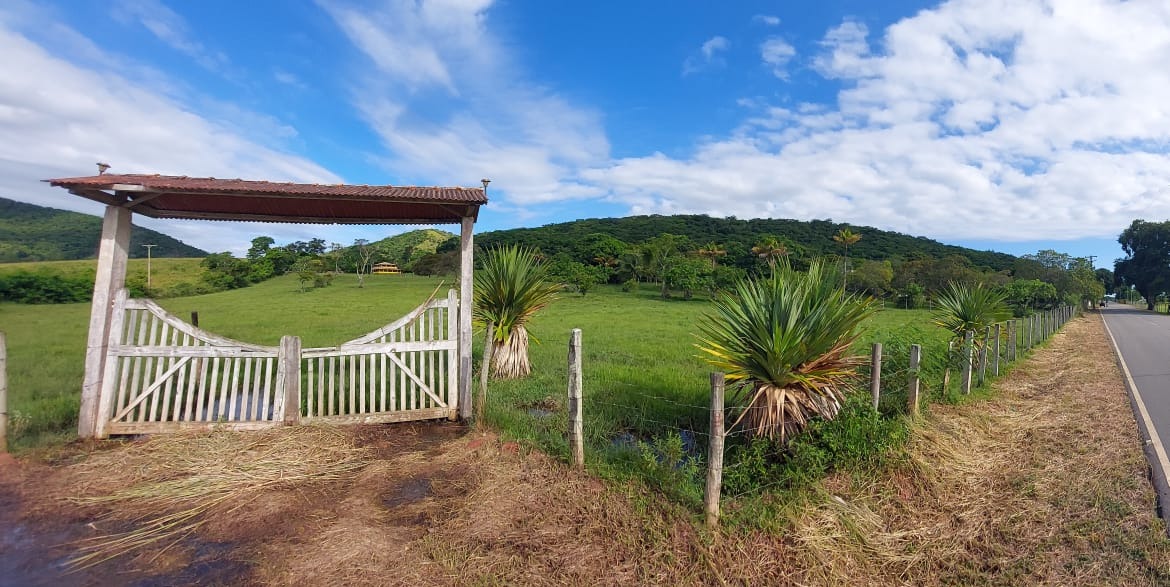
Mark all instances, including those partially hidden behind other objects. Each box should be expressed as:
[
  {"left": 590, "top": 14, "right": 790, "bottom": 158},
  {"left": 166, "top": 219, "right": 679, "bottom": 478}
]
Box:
[{"left": 1116, "top": 219, "right": 1170, "bottom": 310}]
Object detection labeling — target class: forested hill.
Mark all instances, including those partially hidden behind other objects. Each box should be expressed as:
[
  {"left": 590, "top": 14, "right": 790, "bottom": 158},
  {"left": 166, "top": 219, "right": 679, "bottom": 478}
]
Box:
[
  {"left": 0, "top": 197, "right": 207, "bottom": 262},
  {"left": 477, "top": 215, "right": 1016, "bottom": 270}
]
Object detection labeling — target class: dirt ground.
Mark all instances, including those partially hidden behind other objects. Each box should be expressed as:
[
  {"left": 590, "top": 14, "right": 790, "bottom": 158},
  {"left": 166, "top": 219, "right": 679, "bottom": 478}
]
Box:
[{"left": 2, "top": 312, "right": 1169, "bottom": 586}]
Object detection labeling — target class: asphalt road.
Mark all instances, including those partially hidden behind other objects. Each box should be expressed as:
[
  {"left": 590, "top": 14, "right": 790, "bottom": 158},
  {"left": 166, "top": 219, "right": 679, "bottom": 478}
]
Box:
[{"left": 1100, "top": 304, "right": 1170, "bottom": 514}]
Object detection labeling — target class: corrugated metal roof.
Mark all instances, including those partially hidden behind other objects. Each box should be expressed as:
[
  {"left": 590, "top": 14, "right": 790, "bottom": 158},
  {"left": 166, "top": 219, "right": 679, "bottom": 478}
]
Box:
[{"left": 45, "top": 174, "right": 486, "bottom": 224}]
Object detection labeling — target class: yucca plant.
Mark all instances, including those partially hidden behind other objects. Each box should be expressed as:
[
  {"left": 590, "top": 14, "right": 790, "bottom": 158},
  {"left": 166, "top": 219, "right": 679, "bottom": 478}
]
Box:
[
  {"left": 696, "top": 259, "right": 876, "bottom": 443},
  {"left": 932, "top": 282, "right": 1011, "bottom": 343},
  {"left": 473, "top": 245, "right": 561, "bottom": 379}
]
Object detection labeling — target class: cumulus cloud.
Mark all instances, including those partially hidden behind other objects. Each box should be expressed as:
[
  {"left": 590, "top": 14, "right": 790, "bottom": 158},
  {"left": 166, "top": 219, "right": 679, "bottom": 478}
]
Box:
[
  {"left": 586, "top": 0, "right": 1170, "bottom": 242},
  {"left": 753, "top": 14, "right": 780, "bottom": 26},
  {"left": 760, "top": 37, "right": 797, "bottom": 79},
  {"left": 321, "top": 0, "right": 610, "bottom": 215},
  {"left": 683, "top": 35, "right": 730, "bottom": 74},
  {"left": 0, "top": 8, "right": 348, "bottom": 254}
]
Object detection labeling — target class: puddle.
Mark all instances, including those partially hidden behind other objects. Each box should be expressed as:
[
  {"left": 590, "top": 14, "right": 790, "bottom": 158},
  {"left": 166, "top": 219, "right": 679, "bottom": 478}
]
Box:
[
  {"left": 381, "top": 477, "right": 432, "bottom": 508},
  {"left": 610, "top": 431, "right": 639, "bottom": 450},
  {"left": 129, "top": 541, "right": 251, "bottom": 587},
  {"left": 520, "top": 396, "right": 560, "bottom": 419},
  {"left": 608, "top": 429, "right": 702, "bottom": 467},
  {"left": 0, "top": 520, "right": 86, "bottom": 587}
]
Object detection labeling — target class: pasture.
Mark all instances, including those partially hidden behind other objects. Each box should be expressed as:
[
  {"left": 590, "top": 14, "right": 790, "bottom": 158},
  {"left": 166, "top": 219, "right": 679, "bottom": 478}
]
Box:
[
  {"left": 0, "top": 258, "right": 205, "bottom": 291},
  {"left": 3, "top": 271, "right": 947, "bottom": 481}
]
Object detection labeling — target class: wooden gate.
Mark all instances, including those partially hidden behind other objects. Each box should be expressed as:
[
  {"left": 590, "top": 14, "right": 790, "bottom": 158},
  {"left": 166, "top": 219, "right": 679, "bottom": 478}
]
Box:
[
  {"left": 301, "top": 289, "right": 458, "bottom": 424},
  {"left": 96, "top": 289, "right": 459, "bottom": 436}
]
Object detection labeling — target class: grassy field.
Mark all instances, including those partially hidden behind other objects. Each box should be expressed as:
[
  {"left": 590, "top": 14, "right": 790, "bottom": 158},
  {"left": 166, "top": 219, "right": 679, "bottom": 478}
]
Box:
[
  {"left": 1, "top": 273, "right": 950, "bottom": 457},
  {"left": 0, "top": 258, "right": 205, "bottom": 292}
]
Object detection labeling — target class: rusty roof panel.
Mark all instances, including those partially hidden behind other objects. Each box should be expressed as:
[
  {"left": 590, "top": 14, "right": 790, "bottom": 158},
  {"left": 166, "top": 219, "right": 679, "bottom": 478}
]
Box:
[
  {"left": 46, "top": 174, "right": 487, "bottom": 203},
  {"left": 45, "top": 174, "right": 485, "bottom": 224}
]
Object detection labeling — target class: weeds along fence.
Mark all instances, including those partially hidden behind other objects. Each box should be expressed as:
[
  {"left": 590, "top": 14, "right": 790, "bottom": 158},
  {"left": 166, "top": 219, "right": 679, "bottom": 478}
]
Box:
[{"left": 561, "top": 305, "right": 1077, "bottom": 528}]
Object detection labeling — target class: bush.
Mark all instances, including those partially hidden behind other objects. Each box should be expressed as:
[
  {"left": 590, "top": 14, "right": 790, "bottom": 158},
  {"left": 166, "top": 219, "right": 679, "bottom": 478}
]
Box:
[
  {"left": 0, "top": 271, "right": 92, "bottom": 303},
  {"left": 723, "top": 394, "right": 908, "bottom": 496}
]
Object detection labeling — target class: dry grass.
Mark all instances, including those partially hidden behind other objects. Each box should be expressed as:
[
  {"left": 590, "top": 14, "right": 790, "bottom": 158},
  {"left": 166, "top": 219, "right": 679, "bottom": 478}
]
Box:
[
  {"left": 763, "top": 312, "right": 1170, "bottom": 585},
  {"left": 60, "top": 426, "right": 373, "bottom": 569}
]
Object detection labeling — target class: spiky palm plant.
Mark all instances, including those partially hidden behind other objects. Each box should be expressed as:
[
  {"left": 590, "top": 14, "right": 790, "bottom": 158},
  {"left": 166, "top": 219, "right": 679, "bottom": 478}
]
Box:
[
  {"left": 697, "top": 259, "right": 876, "bottom": 443},
  {"left": 473, "top": 245, "right": 561, "bottom": 379},
  {"left": 932, "top": 282, "right": 1011, "bottom": 343}
]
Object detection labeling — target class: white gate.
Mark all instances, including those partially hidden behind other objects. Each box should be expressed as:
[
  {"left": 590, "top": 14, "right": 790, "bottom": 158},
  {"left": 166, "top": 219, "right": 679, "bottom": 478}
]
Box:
[
  {"left": 301, "top": 289, "right": 458, "bottom": 424},
  {"left": 96, "top": 289, "right": 460, "bottom": 436}
]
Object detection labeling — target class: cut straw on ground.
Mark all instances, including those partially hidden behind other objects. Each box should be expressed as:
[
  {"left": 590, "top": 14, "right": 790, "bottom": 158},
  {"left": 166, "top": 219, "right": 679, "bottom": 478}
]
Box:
[{"left": 61, "top": 425, "right": 373, "bottom": 570}]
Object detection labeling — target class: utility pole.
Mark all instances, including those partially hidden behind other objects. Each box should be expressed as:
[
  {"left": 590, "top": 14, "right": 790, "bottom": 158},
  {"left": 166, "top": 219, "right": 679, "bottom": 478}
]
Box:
[{"left": 143, "top": 244, "right": 157, "bottom": 293}]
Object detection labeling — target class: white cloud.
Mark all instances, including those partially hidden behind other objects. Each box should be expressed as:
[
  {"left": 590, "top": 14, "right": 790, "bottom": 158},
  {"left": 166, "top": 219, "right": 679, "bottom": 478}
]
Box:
[
  {"left": 683, "top": 35, "right": 730, "bottom": 75},
  {"left": 813, "top": 20, "right": 873, "bottom": 79},
  {"left": 753, "top": 14, "right": 781, "bottom": 27},
  {"left": 321, "top": 0, "right": 610, "bottom": 215},
  {"left": 0, "top": 10, "right": 348, "bottom": 255},
  {"left": 111, "top": 0, "right": 229, "bottom": 72},
  {"left": 585, "top": 0, "right": 1170, "bottom": 243},
  {"left": 760, "top": 37, "right": 797, "bottom": 79},
  {"left": 273, "top": 69, "right": 306, "bottom": 89}
]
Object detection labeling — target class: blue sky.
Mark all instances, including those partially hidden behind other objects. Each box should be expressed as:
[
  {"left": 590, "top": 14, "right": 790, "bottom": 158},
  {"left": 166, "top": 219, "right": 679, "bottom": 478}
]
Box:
[{"left": 3, "top": 0, "right": 1170, "bottom": 268}]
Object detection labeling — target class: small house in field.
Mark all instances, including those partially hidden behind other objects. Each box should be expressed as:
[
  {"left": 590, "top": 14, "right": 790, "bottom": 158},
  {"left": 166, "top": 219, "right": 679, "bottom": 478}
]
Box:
[{"left": 372, "top": 262, "right": 401, "bottom": 274}]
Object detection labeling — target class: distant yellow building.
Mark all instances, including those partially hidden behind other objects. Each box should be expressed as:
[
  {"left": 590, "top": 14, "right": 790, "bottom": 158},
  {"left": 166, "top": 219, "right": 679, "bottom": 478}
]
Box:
[{"left": 372, "top": 262, "right": 401, "bottom": 275}]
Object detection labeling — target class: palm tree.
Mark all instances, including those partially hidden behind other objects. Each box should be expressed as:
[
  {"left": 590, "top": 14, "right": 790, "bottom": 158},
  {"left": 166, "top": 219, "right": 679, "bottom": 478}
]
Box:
[
  {"left": 932, "top": 282, "right": 1011, "bottom": 344},
  {"left": 832, "top": 228, "right": 861, "bottom": 289},
  {"left": 696, "top": 259, "right": 875, "bottom": 443},
  {"left": 473, "top": 245, "right": 561, "bottom": 379},
  {"left": 697, "top": 242, "right": 727, "bottom": 268},
  {"left": 751, "top": 237, "right": 788, "bottom": 268}
]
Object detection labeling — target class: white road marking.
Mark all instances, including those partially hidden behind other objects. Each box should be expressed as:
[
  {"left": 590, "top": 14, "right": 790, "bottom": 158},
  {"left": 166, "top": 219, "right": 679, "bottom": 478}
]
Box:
[{"left": 1102, "top": 316, "right": 1170, "bottom": 486}]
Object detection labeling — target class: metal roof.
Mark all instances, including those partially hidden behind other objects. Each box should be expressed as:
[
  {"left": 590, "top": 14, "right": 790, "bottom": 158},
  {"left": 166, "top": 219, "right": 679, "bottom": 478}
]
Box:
[{"left": 45, "top": 174, "right": 486, "bottom": 224}]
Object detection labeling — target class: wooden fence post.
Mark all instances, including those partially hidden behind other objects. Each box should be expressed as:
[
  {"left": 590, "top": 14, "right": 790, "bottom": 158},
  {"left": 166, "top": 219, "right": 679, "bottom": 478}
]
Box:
[
  {"left": 870, "top": 343, "right": 882, "bottom": 412},
  {"left": 1026, "top": 316, "right": 1034, "bottom": 349},
  {"left": 908, "top": 344, "right": 922, "bottom": 417},
  {"left": 0, "top": 331, "right": 7, "bottom": 453},
  {"left": 1007, "top": 320, "right": 1017, "bottom": 362},
  {"left": 961, "top": 331, "right": 974, "bottom": 394},
  {"left": 568, "top": 329, "right": 584, "bottom": 469},
  {"left": 977, "top": 327, "right": 990, "bottom": 387},
  {"left": 705, "top": 372, "right": 725, "bottom": 527},
  {"left": 476, "top": 321, "right": 494, "bottom": 424},
  {"left": 190, "top": 311, "right": 199, "bottom": 328},
  {"left": 992, "top": 323, "right": 1001, "bottom": 377},
  {"left": 278, "top": 335, "right": 302, "bottom": 424},
  {"left": 943, "top": 340, "right": 954, "bottom": 391}
]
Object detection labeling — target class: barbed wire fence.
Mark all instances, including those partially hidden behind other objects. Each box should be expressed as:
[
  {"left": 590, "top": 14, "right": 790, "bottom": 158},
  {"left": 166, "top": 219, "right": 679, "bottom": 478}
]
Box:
[{"left": 560, "top": 305, "right": 1077, "bottom": 528}]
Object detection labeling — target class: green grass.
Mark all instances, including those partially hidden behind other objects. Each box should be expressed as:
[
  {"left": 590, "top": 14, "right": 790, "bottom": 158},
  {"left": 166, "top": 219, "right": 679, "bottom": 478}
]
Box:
[
  {"left": 0, "top": 258, "right": 204, "bottom": 290},
  {"left": 6, "top": 273, "right": 1024, "bottom": 517},
  {"left": 0, "top": 273, "right": 452, "bottom": 447},
  {"left": 0, "top": 258, "right": 213, "bottom": 300}
]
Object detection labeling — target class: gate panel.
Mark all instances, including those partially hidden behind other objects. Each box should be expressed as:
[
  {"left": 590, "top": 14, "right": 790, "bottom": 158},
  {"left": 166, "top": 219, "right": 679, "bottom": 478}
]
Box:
[
  {"left": 301, "top": 289, "right": 459, "bottom": 424},
  {"left": 98, "top": 291, "right": 282, "bottom": 436}
]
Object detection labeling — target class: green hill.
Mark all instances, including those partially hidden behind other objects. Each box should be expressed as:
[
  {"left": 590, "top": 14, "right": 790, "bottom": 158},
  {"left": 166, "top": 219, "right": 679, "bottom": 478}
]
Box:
[
  {"left": 0, "top": 197, "right": 207, "bottom": 262},
  {"left": 369, "top": 229, "right": 456, "bottom": 269},
  {"left": 476, "top": 214, "right": 1016, "bottom": 270}
]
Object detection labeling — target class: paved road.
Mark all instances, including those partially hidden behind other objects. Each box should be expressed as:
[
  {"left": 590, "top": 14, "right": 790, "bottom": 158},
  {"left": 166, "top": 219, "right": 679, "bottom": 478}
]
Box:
[{"left": 1100, "top": 304, "right": 1170, "bottom": 513}]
